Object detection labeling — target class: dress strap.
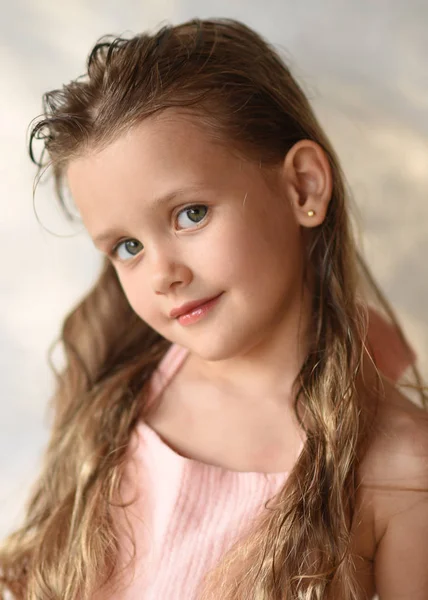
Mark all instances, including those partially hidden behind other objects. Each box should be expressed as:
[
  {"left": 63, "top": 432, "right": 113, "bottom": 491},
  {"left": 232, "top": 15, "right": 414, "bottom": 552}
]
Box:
[
  {"left": 366, "top": 307, "right": 416, "bottom": 381},
  {"left": 145, "top": 343, "right": 190, "bottom": 411}
]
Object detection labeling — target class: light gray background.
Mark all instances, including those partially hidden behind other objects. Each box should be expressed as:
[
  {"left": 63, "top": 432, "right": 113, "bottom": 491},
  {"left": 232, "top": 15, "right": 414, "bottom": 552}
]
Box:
[{"left": 1, "top": 0, "right": 427, "bottom": 549}]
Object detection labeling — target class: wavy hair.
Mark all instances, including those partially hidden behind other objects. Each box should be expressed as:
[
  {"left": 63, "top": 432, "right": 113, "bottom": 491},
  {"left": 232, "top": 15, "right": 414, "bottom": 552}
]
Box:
[{"left": 1, "top": 18, "right": 426, "bottom": 600}]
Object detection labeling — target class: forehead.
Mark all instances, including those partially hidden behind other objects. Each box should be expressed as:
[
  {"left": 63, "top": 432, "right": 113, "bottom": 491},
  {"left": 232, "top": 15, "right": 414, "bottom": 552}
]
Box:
[
  {"left": 66, "top": 111, "right": 242, "bottom": 199},
  {"left": 65, "top": 111, "right": 275, "bottom": 238}
]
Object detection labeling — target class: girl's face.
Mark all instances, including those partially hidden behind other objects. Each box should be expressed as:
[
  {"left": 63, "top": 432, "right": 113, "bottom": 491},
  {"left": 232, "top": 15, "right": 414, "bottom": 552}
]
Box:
[{"left": 67, "top": 111, "right": 307, "bottom": 361}]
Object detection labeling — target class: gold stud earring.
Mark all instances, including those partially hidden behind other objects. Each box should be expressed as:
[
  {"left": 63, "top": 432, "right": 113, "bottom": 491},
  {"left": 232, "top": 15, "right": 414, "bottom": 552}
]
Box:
[{"left": 307, "top": 210, "right": 315, "bottom": 217}]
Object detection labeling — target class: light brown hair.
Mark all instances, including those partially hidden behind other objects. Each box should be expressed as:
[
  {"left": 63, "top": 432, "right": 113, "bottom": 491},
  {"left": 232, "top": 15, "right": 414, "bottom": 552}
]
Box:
[{"left": 1, "top": 18, "right": 425, "bottom": 600}]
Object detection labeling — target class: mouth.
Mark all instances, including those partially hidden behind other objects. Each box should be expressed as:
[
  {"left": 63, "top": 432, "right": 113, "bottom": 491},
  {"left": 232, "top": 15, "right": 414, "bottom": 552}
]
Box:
[
  {"left": 170, "top": 293, "right": 223, "bottom": 319},
  {"left": 171, "top": 293, "right": 224, "bottom": 325}
]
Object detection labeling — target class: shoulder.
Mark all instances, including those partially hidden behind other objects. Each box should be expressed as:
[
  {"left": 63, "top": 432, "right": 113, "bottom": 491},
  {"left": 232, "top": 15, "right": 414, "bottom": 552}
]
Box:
[
  {"left": 362, "top": 380, "right": 428, "bottom": 476},
  {"left": 356, "top": 377, "right": 428, "bottom": 532},
  {"left": 358, "top": 379, "right": 428, "bottom": 598},
  {"left": 361, "top": 379, "right": 428, "bottom": 500}
]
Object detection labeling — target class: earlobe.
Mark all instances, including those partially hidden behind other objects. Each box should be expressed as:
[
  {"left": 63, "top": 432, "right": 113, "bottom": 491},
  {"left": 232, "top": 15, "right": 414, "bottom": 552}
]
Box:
[{"left": 283, "top": 140, "right": 333, "bottom": 228}]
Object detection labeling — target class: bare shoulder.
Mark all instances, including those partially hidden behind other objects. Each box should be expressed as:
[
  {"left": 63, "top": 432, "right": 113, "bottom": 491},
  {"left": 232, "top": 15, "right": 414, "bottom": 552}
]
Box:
[
  {"left": 360, "top": 380, "right": 428, "bottom": 525},
  {"left": 358, "top": 378, "right": 428, "bottom": 598}
]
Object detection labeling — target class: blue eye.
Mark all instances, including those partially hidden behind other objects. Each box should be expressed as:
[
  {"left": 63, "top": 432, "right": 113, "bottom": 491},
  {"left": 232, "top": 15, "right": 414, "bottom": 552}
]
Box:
[
  {"left": 176, "top": 205, "right": 208, "bottom": 229},
  {"left": 113, "top": 239, "right": 143, "bottom": 261}
]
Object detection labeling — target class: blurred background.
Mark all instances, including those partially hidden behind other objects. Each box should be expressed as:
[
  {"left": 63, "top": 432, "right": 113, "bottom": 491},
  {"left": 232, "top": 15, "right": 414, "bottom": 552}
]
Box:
[{"left": 1, "top": 0, "right": 427, "bottom": 543}]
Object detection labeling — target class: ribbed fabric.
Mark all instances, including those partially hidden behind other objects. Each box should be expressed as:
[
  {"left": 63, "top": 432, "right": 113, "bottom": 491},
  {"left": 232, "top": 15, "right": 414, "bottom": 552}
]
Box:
[
  {"left": 99, "top": 342, "right": 300, "bottom": 599},
  {"left": 95, "top": 308, "right": 415, "bottom": 599}
]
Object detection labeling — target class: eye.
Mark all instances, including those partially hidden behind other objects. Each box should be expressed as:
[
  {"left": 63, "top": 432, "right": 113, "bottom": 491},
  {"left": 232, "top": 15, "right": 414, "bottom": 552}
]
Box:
[
  {"left": 176, "top": 205, "right": 208, "bottom": 229},
  {"left": 112, "top": 239, "right": 143, "bottom": 261},
  {"left": 109, "top": 204, "right": 208, "bottom": 262}
]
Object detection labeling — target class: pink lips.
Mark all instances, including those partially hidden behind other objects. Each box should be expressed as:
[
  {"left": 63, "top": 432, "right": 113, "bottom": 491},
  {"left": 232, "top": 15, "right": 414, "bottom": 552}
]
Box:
[
  {"left": 170, "top": 293, "right": 222, "bottom": 319},
  {"left": 170, "top": 293, "right": 223, "bottom": 326}
]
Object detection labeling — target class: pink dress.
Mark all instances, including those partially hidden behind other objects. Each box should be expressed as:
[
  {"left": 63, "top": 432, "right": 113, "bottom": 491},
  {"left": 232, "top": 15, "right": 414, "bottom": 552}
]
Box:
[{"left": 97, "top": 310, "right": 415, "bottom": 599}]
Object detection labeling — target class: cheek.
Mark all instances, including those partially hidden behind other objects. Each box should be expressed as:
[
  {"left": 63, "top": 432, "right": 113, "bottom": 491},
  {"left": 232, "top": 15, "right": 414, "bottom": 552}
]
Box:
[
  {"left": 220, "top": 215, "right": 302, "bottom": 283},
  {"left": 116, "top": 274, "right": 156, "bottom": 323}
]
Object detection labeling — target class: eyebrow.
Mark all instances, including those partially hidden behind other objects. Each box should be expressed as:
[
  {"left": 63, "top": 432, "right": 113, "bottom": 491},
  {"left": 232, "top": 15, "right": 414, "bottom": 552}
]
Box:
[{"left": 93, "top": 185, "right": 206, "bottom": 245}]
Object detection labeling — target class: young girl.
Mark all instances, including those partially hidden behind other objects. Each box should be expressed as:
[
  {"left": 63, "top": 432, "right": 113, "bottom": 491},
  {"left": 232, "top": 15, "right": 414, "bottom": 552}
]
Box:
[{"left": 1, "top": 17, "right": 427, "bottom": 600}]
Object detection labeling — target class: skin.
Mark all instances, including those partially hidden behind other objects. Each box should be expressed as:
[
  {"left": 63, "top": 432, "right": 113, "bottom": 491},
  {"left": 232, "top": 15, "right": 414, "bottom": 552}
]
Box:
[
  {"left": 67, "top": 110, "right": 332, "bottom": 401},
  {"left": 67, "top": 110, "right": 428, "bottom": 599}
]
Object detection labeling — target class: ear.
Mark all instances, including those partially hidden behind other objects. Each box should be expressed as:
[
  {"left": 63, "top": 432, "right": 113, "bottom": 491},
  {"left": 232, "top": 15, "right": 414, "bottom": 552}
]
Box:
[{"left": 281, "top": 140, "right": 333, "bottom": 228}]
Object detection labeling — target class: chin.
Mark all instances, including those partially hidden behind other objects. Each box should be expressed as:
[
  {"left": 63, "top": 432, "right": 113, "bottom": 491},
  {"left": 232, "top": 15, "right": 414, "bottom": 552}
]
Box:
[{"left": 179, "top": 328, "right": 256, "bottom": 363}]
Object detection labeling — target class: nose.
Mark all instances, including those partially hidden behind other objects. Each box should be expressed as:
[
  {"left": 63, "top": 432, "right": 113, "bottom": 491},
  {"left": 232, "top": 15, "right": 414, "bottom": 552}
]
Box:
[{"left": 148, "top": 244, "right": 193, "bottom": 295}]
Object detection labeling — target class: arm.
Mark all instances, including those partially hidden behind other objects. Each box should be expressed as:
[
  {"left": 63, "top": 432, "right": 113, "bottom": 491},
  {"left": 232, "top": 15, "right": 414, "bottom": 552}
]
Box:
[{"left": 373, "top": 415, "right": 428, "bottom": 599}]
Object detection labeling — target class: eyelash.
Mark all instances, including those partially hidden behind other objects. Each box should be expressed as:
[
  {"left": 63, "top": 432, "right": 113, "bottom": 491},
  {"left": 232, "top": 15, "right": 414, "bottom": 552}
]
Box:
[{"left": 109, "top": 203, "right": 209, "bottom": 261}]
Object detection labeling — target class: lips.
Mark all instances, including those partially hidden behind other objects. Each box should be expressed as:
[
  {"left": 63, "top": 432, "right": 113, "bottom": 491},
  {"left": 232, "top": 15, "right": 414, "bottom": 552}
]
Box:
[{"left": 170, "top": 293, "right": 223, "bottom": 319}]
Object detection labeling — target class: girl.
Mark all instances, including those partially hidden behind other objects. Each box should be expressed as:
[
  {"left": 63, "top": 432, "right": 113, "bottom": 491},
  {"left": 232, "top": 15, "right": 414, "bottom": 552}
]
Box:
[{"left": 1, "top": 17, "right": 427, "bottom": 600}]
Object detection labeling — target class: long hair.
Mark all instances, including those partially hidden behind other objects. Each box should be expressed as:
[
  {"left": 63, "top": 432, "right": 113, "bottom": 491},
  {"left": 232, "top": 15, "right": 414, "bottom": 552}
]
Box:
[{"left": 1, "top": 18, "right": 425, "bottom": 599}]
